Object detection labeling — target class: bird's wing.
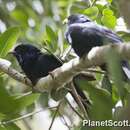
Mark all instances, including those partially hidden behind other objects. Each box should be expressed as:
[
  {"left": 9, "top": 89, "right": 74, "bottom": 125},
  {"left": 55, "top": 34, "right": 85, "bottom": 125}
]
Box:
[
  {"left": 69, "top": 22, "right": 123, "bottom": 44},
  {"left": 96, "top": 24, "right": 123, "bottom": 44}
]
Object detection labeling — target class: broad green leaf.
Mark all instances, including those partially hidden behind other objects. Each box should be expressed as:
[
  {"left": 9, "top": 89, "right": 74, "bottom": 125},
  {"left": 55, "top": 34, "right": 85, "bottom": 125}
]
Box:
[
  {"left": 102, "top": 9, "right": 114, "bottom": 16},
  {"left": 0, "top": 126, "right": 7, "bottom": 130},
  {"left": 45, "top": 25, "right": 58, "bottom": 52},
  {"left": 101, "top": 8, "right": 116, "bottom": 29},
  {"left": 75, "top": 78, "right": 112, "bottom": 120},
  {"left": 57, "top": 1, "right": 68, "bottom": 8},
  {"left": 3, "top": 124, "right": 20, "bottom": 130},
  {"left": 15, "top": 93, "right": 40, "bottom": 112},
  {"left": 0, "top": 27, "right": 20, "bottom": 57},
  {"left": 39, "top": 93, "right": 49, "bottom": 108},
  {"left": 0, "top": 113, "right": 6, "bottom": 120},
  {"left": 106, "top": 49, "right": 127, "bottom": 103},
  {"left": 77, "top": 80, "right": 113, "bottom": 130},
  {"left": 110, "top": 0, "right": 120, "bottom": 17},
  {"left": 101, "top": 15, "right": 116, "bottom": 29},
  {"left": 10, "top": 9, "right": 28, "bottom": 27},
  {"left": 83, "top": 6, "right": 99, "bottom": 19},
  {"left": 0, "top": 78, "right": 18, "bottom": 115},
  {"left": 70, "top": 1, "right": 89, "bottom": 14},
  {"left": 112, "top": 85, "right": 120, "bottom": 106},
  {"left": 46, "top": 25, "right": 57, "bottom": 42},
  {"left": 0, "top": 75, "right": 39, "bottom": 118},
  {"left": 118, "top": 31, "right": 130, "bottom": 42},
  {"left": 96, "top": 4, "right": 104, "bottom": 12},
  {"left": 107, "top": 0, "right": 113, "bottom": 3}
]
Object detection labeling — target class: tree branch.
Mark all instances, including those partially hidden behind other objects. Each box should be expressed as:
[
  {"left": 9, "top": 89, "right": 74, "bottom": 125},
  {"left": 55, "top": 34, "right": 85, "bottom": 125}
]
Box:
[
  {"left": 35, "top": 43, "right": 130, "bottom": 92},
  {"left": 0, "top": 44, "right": 130, "bottom": 93},
  {"left": 0, "top": 60, "right": 32, "bottom": 87}
]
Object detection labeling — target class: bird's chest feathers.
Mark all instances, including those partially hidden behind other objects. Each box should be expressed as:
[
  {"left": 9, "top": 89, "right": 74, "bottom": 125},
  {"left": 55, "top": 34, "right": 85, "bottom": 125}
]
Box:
[
  {"left": 70, "top": 28, "right": 103, "bottom": 47},
  {"left": 20, "top": 54, "right": 37, "bottom": 72}
]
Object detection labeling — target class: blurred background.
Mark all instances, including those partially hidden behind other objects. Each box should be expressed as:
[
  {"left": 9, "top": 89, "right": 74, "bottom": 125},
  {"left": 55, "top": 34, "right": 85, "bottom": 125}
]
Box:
[{"left": 0, "top": 0, "right": 130, "bottom": 130}]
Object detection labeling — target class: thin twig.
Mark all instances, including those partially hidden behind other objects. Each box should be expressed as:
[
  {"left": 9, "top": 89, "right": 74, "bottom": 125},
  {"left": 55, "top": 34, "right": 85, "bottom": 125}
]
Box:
[
  {"left": 91, "top": 0, "right": 97, "bottom": 6},
  {"left": 22, "top": 119, "right": 32, "bottom": 130},
  {"left": 87, "top": 0, "right": 92, "bottom": 6},
  {"left": 65, "top": 97, "right": 84, "bottom": 120},
  {"left": 61, "top": 46, "right": 72, "bottom": 61},
  {"left": 48, "top": 102, "right": 61, "bottom": 130},
  {"left": 86, "top": 68, "right": 106, "bottom": 74},
  {"left": 0, "top": 106, "right": 58, "bottom": 125},
  {"left": 70, "top": 82, "right": 89, "bottom": 119},
  {"left": 15, "top": 91, "right": 33, "bottom": 99},
  {"left": 41, "top": 43, "right": 63, "bottom": 64},
  {"left": 58, "top": 111, "right": 72, "bottom": 130}
]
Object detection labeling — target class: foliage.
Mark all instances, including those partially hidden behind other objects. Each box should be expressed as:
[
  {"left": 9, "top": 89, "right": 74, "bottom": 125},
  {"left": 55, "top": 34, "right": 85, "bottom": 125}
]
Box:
[{"left": 0, "top": 0, "right": 130, "bottom": 130}]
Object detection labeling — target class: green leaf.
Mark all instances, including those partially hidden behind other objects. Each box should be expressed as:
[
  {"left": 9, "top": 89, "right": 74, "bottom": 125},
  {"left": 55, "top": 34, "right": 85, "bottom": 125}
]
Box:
[
  {"left": 101, "top": 15, "right": 116, "bottom": 29},
  {"left": 107, "top": 0, "right": 113, "bottom": 3},
  {"left": 46, "top": 25, "right": 57, "bottom": 42},
  {"left": 112, "top": 85, "right": 120, "bottom": 106},
  {"left": 0, "top": 126, "right": 7, "bottom": 130},
  {"left": 0, "top": 76, "right": 39, "bottom": 118},
  {"left": 15, "top": 93, "right": 40, "bottom": 112},
  {"left": 3, "top": 124, "right": 20, "bottom": 130},
  {"left": 101, "top": 8, "right": 116, "bottom": 29},
  {"left": 118, "top": 31, "right": 130, "bottom": 42},
  {"left": 102, "top": 9, "right": 114, "bottom": 16},
  {"left": 0, "top": 113, "right": 6, "bottom": 120},
  {"left": 106, "top": 49, "right": 127, "bottom": 102},
  {"left": 0, "top": 78, "right": 18, "bottom": 115},
  {"left": 10, "top": 9, "right": 28, "bottom": 27},
  {"left": 45, "top": 25, "right": 58, "bottom": 52},
  {"left": 75, "top": 79, "right": 112, "bottom": 120},
  {"left": 0, "top": 27, "right": 20, "bottom": 57},
  {"left": 83, "top": 6, "right": 99, "bottom": 19},
  {"left": 39, "top": 93, "right": 49, "bottom": 108},
  {"left": 70, "top": 1, "right": 89, "bottom": 14}
]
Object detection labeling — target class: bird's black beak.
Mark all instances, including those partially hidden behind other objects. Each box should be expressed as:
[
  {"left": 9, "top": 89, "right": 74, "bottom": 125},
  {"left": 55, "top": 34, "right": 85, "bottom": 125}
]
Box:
[{"left": 63, "top": 18, "right": 68, "bottom": 24}]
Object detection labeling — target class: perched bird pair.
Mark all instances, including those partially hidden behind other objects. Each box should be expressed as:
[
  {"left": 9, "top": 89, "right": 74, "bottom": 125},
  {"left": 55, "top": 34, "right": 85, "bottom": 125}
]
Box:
[
  {"left": 12, "top": 14, "right": 130, "bottom": 114},
  {"left": 12, "top": 44, "right": 91, "bottom": 113}
]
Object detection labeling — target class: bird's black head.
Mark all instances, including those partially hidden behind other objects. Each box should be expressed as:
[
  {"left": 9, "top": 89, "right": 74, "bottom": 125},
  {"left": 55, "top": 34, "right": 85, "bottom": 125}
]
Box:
[
  {"left": 67, "top": 14, "right": 91, "bottom": 25},
  {"left": 13, "top": 44, "right": 41, "bottom": 64}
]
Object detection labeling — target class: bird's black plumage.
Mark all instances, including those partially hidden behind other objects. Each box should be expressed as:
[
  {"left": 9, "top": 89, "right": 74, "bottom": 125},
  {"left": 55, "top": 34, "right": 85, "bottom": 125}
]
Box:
[
  {"left": 13, "top": 44, "right": 62, "bottom": 85},
  {"left": 65, "top": 14, "right": 130, "bottom": 79},
  {"left": 65, "top": 14, "right": 122, "bottom": 57},
  {"left": 12, "top": 44, "right": 90, "bottom": 112}
]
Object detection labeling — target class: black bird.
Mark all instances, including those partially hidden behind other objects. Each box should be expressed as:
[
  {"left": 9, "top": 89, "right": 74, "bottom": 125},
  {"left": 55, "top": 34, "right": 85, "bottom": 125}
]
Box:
[
  {"left": 65, "top": 14, "right": 130, "bottom": 79},
  {"left": 12, "top": 44, "right": 91, "bottom": 113},
  {"left": 12, "top": 44, "right": 62, "bottom": 85}
]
